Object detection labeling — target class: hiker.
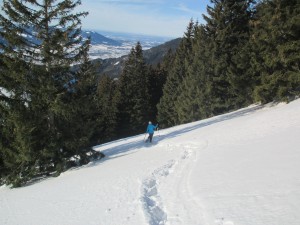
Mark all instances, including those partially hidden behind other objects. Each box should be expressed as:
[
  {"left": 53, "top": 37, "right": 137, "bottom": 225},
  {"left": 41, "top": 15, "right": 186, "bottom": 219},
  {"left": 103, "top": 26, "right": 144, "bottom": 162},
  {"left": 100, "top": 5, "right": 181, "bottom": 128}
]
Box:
[{"left": 145, "top": 121, "right": 158, "bottom": 143}]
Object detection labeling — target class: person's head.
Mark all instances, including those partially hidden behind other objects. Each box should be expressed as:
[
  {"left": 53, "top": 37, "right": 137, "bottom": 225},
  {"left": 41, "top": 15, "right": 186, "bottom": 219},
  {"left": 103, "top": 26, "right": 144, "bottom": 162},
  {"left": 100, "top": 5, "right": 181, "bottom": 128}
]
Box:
[{"left": 149, "top": 121, "right": 152, "bottom": 124}]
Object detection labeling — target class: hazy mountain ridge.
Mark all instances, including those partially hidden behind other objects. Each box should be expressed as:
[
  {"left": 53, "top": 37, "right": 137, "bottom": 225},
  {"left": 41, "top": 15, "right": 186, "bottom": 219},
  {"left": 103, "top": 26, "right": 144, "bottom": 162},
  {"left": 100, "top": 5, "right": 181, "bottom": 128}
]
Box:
[
  {"left": 1, "top": 28, "right": 180, "bottom": 77},
  {"left": 0, "top": 28, "right": 121, "bottom": 48},
  {"left": 94, "top": 38, "right": 181, "bottom": 78},
  {"left": 86, "top": 30, "right": 176, "bottom": 60},
  {"left": 81, "top": 30, "right": 122, "bottom": 46}
]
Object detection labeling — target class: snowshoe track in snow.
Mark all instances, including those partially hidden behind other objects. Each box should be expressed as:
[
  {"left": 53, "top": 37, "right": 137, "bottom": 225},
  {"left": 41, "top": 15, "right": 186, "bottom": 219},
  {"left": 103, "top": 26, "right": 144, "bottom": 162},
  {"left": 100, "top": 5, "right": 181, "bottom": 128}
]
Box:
[
  {"left": 141, "top": 160, "right": 176, "bottom": 225},
  {"left": 141, "top": 141, "right": 208, "bottom": 225}
]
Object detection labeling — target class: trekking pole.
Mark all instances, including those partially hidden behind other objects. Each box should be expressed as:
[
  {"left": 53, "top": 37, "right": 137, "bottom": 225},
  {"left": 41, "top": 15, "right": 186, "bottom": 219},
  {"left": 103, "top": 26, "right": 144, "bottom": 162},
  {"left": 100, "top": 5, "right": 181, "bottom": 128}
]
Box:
[{"left": 143, "top": 133, "right": 147, "bottom": 141}]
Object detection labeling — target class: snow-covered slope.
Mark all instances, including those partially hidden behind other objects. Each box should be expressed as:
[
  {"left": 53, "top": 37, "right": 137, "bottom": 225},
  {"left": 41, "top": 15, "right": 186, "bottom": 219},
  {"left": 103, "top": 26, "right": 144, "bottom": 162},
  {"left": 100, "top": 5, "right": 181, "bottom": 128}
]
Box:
[{"left": 1, "top": 99, "right": 300, "bottom": 225}]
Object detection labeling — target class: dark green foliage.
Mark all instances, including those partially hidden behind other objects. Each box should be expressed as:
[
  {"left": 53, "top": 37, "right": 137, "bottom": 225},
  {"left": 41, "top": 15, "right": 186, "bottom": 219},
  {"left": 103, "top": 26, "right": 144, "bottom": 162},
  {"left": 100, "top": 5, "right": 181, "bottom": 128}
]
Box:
[
  {"left": 175, "top": 25, "right": 213, "bottom": 124},
  {"left": 252, "top": 0, "right": 300, "bottom": 103},
  {"left": 57, "top": 47, "right": 100, "bottom": 163},
  {"left": 204, "top": 0, "right": 256, "bottom": 113},
  {"left": 147, "top": 63, "right": 168, "bottom": 122},
  {"left": 159, "top": 0, "right": 256, "bottom": 126},
  {"left": 116, "top": 42, "right": 151, "bottom": 137},
  {"left": 157, "top": 0, "right": 298, "bottom": 128},
  {"left": 0, "top": 0, "right": 101, "bottom": 187},
  {"left": 157, "top": 20, "right": 195, "bottom": 128},
  {"left": 94, "top": 74, "right": 119, "bottom": 143}
]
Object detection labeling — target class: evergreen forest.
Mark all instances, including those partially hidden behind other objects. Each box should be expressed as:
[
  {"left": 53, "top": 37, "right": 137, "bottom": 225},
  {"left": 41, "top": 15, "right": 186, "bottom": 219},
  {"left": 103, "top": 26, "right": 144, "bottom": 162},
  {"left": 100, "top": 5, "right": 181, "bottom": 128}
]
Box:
[{"left": 0, "top": 0, "right": 299, "bottom": 187}]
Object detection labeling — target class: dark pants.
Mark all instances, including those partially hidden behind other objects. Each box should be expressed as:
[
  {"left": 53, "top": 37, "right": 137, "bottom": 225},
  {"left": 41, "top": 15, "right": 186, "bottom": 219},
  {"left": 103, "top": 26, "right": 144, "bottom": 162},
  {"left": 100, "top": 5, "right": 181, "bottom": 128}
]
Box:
[{"left": 147, "top": 133, "right": 154, "bottom": 142}]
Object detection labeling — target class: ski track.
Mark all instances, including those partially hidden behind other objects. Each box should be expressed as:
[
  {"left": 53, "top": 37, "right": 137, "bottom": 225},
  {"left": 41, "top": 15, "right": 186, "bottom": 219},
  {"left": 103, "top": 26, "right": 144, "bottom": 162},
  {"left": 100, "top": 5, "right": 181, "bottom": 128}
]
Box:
[{"left": 141, "top": 141, "right": 208, "bottom": 225}]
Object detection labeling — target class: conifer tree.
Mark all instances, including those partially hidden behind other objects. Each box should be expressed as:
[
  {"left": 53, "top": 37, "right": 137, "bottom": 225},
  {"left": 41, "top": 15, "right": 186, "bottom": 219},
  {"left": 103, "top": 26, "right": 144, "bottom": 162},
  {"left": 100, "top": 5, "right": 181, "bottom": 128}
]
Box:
[
  {"left": 175, "top": 25, "right": 213, "bottom": 124},
  {"left": 116, "top": 42, "right": 151, "bottom": 137},
  {"left": 203, "top": 0, "right": 256, "bottom": 114},
  {"left": 0, "top": 0, "right": 96, "bottom": 186},
  {"left": 157, "top": 20, "right": 195, "bottom": 128},
  {"left": 95, "top": 74, "right": 118, "bottom": 143},
  {"left": 252, "top": 0, "right": 300, "bottom": 103},
  {"left": 57, "top": 46, "right": 99, "bottom": 167},
  {"left": 147, "top": 62, "right": 169, "bottom": 122}
]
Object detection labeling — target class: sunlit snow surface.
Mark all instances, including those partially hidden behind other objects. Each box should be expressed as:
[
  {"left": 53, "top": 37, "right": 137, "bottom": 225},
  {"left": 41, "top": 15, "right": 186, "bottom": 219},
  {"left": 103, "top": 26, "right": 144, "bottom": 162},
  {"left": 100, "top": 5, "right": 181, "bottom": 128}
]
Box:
[{"left": 1, "top": 99, "right": 300, "bottom": 225}]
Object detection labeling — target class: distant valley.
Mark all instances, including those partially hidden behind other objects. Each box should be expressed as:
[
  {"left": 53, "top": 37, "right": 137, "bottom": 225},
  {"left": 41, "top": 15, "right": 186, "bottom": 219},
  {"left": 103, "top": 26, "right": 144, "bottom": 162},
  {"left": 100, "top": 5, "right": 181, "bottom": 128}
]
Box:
[
  {"left": 83, "top": 30, "right": 175, "bottom": 60},
  {"left": 83, "top": 30, "right": 181, "bottom": 77},
  {"left": 93, "top": 37, "right": 181, "bottom": 78},
  {"left": 0, "top": 28, "right": 181, "bottom": 77}
]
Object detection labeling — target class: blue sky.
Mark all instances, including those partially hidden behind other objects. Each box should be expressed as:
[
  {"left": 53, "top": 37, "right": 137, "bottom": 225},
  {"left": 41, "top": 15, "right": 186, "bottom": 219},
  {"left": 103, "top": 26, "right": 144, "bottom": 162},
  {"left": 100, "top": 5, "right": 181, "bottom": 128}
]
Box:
[{"left": 77, "top": 0, "right": 211, "bottom": 38}]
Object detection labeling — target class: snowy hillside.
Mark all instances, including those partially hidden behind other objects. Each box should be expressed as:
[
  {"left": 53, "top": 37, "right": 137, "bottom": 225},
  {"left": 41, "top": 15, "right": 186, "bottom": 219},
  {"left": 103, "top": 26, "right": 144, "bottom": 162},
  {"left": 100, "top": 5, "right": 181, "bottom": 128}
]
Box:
[
  {"left": 1, "top": 99, "right": 300, "bottom": 225},
  {"left": 81, "top": 31, "right": 122, "bottom": 46}
]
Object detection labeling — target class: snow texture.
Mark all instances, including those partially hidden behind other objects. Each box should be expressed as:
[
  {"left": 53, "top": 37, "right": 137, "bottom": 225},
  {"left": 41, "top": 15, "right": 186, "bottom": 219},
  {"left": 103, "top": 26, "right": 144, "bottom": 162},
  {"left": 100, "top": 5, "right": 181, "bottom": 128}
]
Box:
[{"left": 1, "top": 99, "right": 300, "bottom": 225}]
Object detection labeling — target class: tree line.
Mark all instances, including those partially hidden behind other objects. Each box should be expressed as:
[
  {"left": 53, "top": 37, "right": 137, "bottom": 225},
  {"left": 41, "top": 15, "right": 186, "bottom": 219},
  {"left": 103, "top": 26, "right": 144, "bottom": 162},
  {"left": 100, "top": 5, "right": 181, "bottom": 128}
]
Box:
[
  {"left": 0, "top": 0, "right": 299, "bottom": 187},
  {"left": 158, "top": 0, "right": 299, "bottom": 127}
]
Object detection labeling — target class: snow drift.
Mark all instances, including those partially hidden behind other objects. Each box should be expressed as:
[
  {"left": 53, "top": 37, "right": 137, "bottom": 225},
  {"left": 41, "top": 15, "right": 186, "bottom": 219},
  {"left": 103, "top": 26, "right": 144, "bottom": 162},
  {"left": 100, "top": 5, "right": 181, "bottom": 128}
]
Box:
[{"left": 1, "top": 99, "right": 300, "bottom": 225}]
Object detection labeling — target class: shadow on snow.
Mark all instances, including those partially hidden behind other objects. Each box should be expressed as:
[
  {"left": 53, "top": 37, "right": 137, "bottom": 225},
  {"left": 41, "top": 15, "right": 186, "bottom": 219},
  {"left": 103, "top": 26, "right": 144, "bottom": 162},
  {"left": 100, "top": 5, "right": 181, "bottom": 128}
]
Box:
[{"left": 91, "top": 104, "right": 263, "bottom": 165}]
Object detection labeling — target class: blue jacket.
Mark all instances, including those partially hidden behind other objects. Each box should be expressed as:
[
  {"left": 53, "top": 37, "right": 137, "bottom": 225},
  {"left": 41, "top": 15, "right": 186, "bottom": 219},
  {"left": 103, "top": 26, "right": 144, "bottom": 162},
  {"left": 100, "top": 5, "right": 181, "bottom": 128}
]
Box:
[{"left": 146, "top": 124, "right": 158, "bottom": 134}]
